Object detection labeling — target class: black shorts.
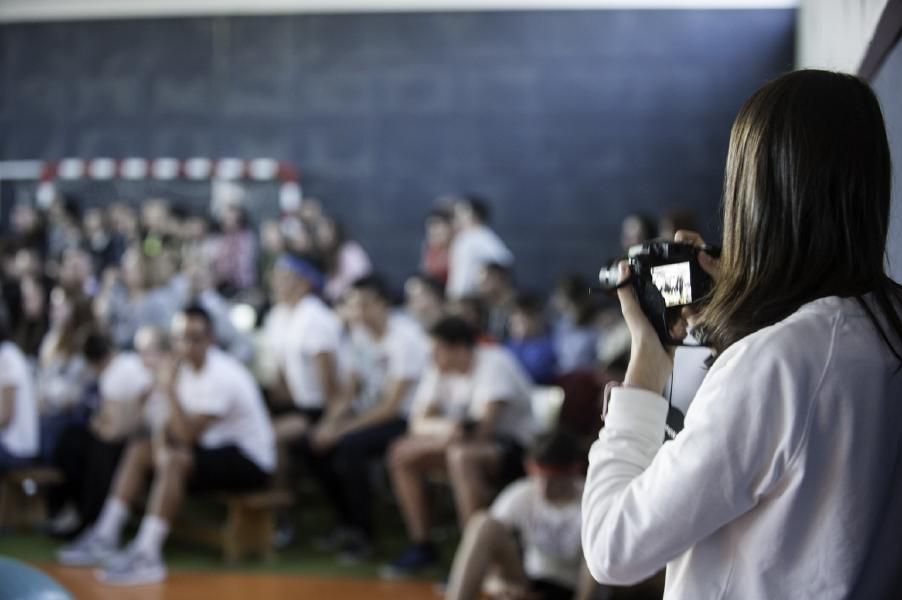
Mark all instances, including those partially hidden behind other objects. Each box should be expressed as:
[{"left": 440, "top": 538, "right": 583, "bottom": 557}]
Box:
[
  {"left": 188, "top": 445, "right": 271, "bottom": 494},
  {"left": 272, "top": 405, "right": 324, "bottom": 423},
  {"left": 496, "top": 436, "right": 526, "bottom": 486},
  {"left": 529, "top": 578, "right": 575, "bottom": 600}
]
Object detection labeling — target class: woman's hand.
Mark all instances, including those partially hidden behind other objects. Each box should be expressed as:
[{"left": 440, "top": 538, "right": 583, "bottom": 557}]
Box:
[
  {"left": 674, "top": 230, "right": 722, "bottom": 330},
  {"left": 310, "top": 422, "right": 341, "bottom": 452},
  {"left": 156, "top": 356, "right": 180, "bottom": 397},
  {"left": 674, "top": 230, "right": 720, "bottom": 279},
  {"left": 617, "top": 262, "right": 674, "bottom": 394}
]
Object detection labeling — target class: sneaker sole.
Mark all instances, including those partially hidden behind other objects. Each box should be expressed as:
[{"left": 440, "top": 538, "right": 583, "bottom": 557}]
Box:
[
  {"left": 57, "top": 552, "right": 111, "bottom": 568},
  {"left": 95, "top": 566, "right": 167, "bottom": 586}
]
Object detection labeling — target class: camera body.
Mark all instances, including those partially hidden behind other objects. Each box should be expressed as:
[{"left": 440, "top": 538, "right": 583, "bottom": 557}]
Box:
[{"left": 599, "top": 241, "right": 719, "bottom": 345}]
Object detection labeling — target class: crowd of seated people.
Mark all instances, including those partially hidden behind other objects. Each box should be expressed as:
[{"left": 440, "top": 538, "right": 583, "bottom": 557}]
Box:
[{"left": 0, "top": 188, "right": 686, "bottom": 596}]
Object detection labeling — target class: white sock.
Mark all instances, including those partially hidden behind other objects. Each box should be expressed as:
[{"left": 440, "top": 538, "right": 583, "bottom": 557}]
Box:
[
  {"left": 94, "top": 498, "right": 129, "bottom": 544},
  {"left": 132, "top": 515, "right": 170, "bottom": 559}
]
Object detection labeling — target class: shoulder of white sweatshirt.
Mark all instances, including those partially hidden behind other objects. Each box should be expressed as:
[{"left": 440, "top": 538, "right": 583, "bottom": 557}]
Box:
[{"left": 581, "top": 295, "right": 902, "bottom": 599}]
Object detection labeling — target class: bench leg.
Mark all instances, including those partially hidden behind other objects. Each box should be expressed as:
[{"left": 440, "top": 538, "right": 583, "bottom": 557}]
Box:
[
  {"left": 0, "top": 481, "right": 13, "bottom": 528},
  {"left": 0, "top": 481, "right": 48, "bottom": 530},
  {"left": 224, "top": 505, "right": 276, "bottom": 563}
]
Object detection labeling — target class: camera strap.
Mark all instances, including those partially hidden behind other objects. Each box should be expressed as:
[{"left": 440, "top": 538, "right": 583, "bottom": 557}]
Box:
[{"left": 664, "top": 368, "right": 686, "bottom": 442}]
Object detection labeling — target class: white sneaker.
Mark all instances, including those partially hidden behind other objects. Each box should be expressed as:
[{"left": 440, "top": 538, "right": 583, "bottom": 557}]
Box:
[
  {"left": 96, "top": 547, "right": 167, "bottom": 586},
  {"left": 57, "top": 529, "right": 118, "bottom": 567},
  {"left": 48, "top": 505, "right": 82, "bottom": 536}
]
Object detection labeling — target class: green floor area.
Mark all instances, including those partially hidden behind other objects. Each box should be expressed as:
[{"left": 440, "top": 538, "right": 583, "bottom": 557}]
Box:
[{"left": 0, "top": 482, "right": 461, "bottom": 580}]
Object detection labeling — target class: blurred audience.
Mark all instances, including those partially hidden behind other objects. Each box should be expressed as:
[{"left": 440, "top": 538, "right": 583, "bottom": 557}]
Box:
[
  {"left": 403, "top": 273, "right": 445, "bottom": 330},
  {"left": 420, "top": 208, "right": 453, "bottom": 285},
  {"left": 301, "top": 275, "right": 428, "bottom": 561},
  {"left": 0, "top": 313, "right": 39, "bottom": 475},
  {"left": 58, "top": 306, "right": 275, "bottom": 585},
  {"left": 94, "top": 245, "right": 176, "bottom": 349},
  {"left": 479, "top": 262, "right": 517, "bottom": 341},
  {"left": 619, "top": 213, "right": 657, "bottom": 251},
  {"left": 384, "top": 316, "right": 534, "bottom": 577},
  {"left": 447, "top": 196, "right": 513, "bottom": 299},
  {"left": 269, "top": 252, "right": 344, "bottom": 432},
  {"left": 36, "top": 287, "right": 94, "bottom": 461},
  {"left": 48, "top": 332, "right": 155, "bottom": 534},
  {"left": 446, "top": 429, "right": 593, "bottom": 600},
  {"left": 550, "top": 275, "right": 599, "bottom": 375},
  {"left": 0, "top": 185, "right": 697, "bottom": 595},
  {"left": 316, "top": 215, "right": 373, "bottom": 303},
  {"left": 658, "top": 209, "right": 698, "bottom": 242},
  {"left": 213, "top": 203, "right": 257, "bottom": 296},
  {"left": 506, "top": 294, "right": 558, "bottom": 386}
]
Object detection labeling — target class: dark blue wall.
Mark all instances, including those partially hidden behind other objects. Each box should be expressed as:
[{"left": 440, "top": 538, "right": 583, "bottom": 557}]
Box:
[
  {"left": 0, "top": 10, "right": 795, "bottom": 291},
  {"left": 873, "top": 37, "right": 902, "bottom": 280}
]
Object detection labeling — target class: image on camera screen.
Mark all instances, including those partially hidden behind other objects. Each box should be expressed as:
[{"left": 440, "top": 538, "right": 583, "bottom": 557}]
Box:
[{"left": 651, "top": 262, "right": 693, "bottom": 307}]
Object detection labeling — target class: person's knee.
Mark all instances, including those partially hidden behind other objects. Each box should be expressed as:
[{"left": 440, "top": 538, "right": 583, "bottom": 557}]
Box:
[
  {"left": 467, "top": 510, "right": 492, "bottom": 532},
  {"left": 153, "top": 446, "right": 192, "bottom": 473},
  {"left": 446, "top": 442, "right": 476, "bottom": 473},
  {"left": 120, "top": 437, "right": 152, "bottom": 469},
  {"left": 464, "top": 511, "right": 507, "bottom": 546},
  {"left": 388, "top": 436, "right": 416, "bottom": 471}
]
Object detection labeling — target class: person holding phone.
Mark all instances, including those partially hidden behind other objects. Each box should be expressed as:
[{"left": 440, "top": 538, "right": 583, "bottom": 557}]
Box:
[{"left": 582, "top": 70, "right": 902, "bottom": 598}]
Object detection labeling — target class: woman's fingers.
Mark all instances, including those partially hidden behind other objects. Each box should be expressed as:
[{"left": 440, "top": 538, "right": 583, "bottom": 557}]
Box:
[
  {"left": 615, "top": 262, "right": 647, "bottom": 330},
  {"left": 616, "top": 262, "right": 663, "bottom": 344},
  {"left": 674, "top": 229, "right": 706, "bottom": 246},
  {"left": 669, "top": 315, "right": 688, "bottom": 342},
  {"left": 675, "top": 229, "right": 721, "bottom": 279},
  {"left": 698, "top": 250, "right": 721, "bottom": 279}
]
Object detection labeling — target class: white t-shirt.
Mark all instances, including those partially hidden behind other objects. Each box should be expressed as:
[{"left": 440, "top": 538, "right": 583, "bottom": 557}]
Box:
[
  {"left": 258, "top": 303, "right": 294, "bottom": 387},
  {"left": 277, "top": 295, "right": 343, "bottom": 410},
  {"left": 491, "top": 478, "right": 585, "bottom": 588},
  {"left": 100, "top": 352, "right": 154, "bottom": 405},
  {"left": 447, "top": 225, "right": 513, "bottom": 299},
  {"left": 411, "top": 345, "right": 535, "bottom": 446},
  {"left": 349, "top": 313, "right": 429, "bottom": 415},
  {"left": 96, "top": 352, "right": 156, "bottom": 438},
  {"left": 176, "top": 347, "right": 276, "bottom": 472},
  {"left": 0, "top": 342, "right": 39, "bottom": 458}
]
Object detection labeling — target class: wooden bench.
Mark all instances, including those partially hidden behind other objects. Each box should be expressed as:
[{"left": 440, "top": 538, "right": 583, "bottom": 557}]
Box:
[
  {"left": 0, "top": 467, "right": 65, "bottom": 529},
  {"left": 174, "top": 489, "right": 295, "bottom": 563}
]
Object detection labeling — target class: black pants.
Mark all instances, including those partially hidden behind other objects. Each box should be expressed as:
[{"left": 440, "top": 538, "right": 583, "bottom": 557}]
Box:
[
  {"left": 49, "top": 424, "right": 125, "bottom": 526},
  {"left": 295, "top": 418, "right": 407, "bottom": 538},
  {"left": 187, "top": 445, "right": 271, "bottom": 493},
  {"left": 530, "top": 578, "right": 576, "bottom": 600}
]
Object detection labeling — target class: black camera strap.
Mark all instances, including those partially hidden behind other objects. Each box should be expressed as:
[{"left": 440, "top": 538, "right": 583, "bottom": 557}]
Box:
[{"left": 664, "top": 367, "right": 686, "bottom": 442}]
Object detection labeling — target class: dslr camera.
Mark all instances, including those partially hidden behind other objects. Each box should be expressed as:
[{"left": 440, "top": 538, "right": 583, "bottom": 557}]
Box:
[{"left": 598, "top": 241, "right": 720, "bottom": 345}]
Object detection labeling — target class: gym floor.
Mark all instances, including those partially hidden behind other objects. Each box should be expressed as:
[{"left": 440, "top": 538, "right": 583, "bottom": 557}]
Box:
[
  {"left": 0, "top": 485, "right": 458, "bottom": 599},
  {"left": 37, "top": 565, "right": 437, "bottom": 600}
]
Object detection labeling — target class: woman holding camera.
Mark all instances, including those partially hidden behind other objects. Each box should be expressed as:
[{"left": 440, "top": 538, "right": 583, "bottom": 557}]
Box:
[{"left": 582, "top": 70, "right": 902, "bottom": 598}]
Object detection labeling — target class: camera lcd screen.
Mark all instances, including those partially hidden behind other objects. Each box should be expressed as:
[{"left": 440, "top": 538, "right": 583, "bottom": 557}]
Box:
[{"left": 651, "top": 262, "right": 693, "bottom": 307}]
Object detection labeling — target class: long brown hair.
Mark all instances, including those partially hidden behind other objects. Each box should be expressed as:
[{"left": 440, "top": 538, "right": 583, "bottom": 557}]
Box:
[{"left": 697, "top": 70, "right": 902, "bottom": 358}]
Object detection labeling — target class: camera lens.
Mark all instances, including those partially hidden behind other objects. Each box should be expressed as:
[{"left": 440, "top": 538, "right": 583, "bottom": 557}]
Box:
[{"left": 598, "top": 266, "right": 622, "bottom": 290}]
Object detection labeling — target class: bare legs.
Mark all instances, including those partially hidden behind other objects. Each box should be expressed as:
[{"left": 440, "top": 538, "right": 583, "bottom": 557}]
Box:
[
  {"left": 108, "top": 436, "right": 193, "bottom": 521},
  {"left": 446, "top": 441, "right": 502, "bottom": 528},
  {"left": 388, "top": 436, "right": 447, "bottom": 543},
  {"left": 445, "top": 511, "right": 528, "bottom": 600}
]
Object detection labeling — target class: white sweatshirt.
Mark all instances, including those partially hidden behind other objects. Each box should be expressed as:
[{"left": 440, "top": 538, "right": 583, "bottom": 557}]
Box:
[{"left": 582, "top": 296, "right": 902, "bottom": 599}]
